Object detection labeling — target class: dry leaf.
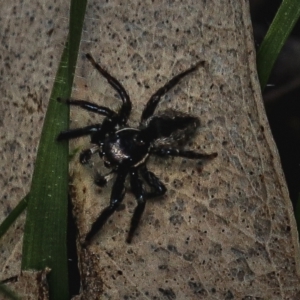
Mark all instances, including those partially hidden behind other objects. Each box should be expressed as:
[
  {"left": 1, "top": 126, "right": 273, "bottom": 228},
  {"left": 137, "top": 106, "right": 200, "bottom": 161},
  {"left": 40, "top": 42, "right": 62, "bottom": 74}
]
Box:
[
  {"left": 1, "top": 0, "right": 300, "bottom": 299},
  {"left": 68, "top": 0, "right": 300, "bottom": 299},
  {"left": 5, "top": 269, "right": 50, "bottom": 300}
]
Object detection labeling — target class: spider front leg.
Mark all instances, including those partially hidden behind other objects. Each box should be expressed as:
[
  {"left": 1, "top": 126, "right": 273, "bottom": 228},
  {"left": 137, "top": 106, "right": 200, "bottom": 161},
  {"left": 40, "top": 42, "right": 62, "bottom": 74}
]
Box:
[
  {"left": 57, "top": 124, "right": 102, "bottom": 141},
  {"left": 141, "top": 61, "right": 205, "bottom": 122},
  {"left": 86, "top": 53, "right": 132, "bottom": 124},
  {"left": 57, "top": 97, "right": 117, "bottom": 118},
  {"left": 56, "top": 97, "right": 117, "bottom": 141},
  {"left": 83, "top": 169, "right": 128, "bottom": 246}
]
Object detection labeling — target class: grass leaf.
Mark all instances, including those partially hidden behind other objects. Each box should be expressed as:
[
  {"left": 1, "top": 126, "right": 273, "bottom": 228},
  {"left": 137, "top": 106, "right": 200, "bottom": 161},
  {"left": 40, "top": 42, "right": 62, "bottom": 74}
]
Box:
[
  {"left": 257, "top": 0, "right": 300, "bottom": 90},
  {"left": 21, "top": 0, "right": 87, "bottom": 299}
]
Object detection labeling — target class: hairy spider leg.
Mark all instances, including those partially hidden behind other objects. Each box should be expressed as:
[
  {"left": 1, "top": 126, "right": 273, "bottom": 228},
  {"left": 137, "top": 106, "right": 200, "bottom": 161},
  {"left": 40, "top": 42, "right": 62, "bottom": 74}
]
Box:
[
  {"left": 86, "top": 53, "right": 132, "bottom": 124},
  {"left": 57, "top": 97, "right": 117, "bottom": 118},
  {"left": 57, "top": 124, "right": 102, "bottom": 141},
  {"left": 127, "top": 168, "right": 146, "bottom": 243},
  {"left": 56, "top": 97, "right": 115, "bottom": 141},
  {"left": 84, "top": 169, "right": 128, "bottom": 246},
  {"left": 126, "top": 166, "right": 167, "bottom": 243},
  {"left": 140, "top": 165, "right": 167, "bottom": 198},
  {"left": 151, "top": 147, "right": 218, "bottom": 160},
  {"left": 141, "top": 61, "right": 205, "bottom": 122},
  {"left": 57, "top": 125, "right": 101, "bottom": 165},
  {"left": 56, "top": 97, "right": 119, "bottom": 164}
]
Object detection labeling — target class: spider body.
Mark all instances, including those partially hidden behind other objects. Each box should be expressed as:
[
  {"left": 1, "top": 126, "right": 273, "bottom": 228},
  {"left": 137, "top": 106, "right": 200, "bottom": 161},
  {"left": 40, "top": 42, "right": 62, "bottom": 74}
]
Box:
[
  {"left": 101, "top": 128, "right": 149, "bottom": 168},
  {"left": 57, "top": 53, "right": 217, "bottom": 245}
]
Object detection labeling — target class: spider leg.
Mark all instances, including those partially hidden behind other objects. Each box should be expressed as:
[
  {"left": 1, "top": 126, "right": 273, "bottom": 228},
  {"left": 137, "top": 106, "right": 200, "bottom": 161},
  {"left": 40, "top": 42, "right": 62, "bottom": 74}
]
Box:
[
  {"left": 141, "top": 61, "right": 205, "bottom": 122},
  {"left": 127, "top": 165, "right": 167, "bottom": 243},
  {"left": 57, "top": 124, "right": 102, "bottom": 141},
  {"left": 83, "top": 169, "right": 128, "bottom": 246},
  {"left": 56, "top": 98, "right": 114, "bottom": 143},
  {"left": 127, "top": 168, "right": 146, "bottom": 243},
  {"left": 80, "top": 146, "right": 99, "bottom": 164},
  {"left": 86, "top": 53, "right": 132, "bottom": 124},
  {"left": 57, "top": 97, "right": 117, "bottom": 118},
  {"left": 151, "top": 147, "right": 218, "bottom": 160},
  {"left": 140, "top": 165, "right": 167, "bottom": 198}
]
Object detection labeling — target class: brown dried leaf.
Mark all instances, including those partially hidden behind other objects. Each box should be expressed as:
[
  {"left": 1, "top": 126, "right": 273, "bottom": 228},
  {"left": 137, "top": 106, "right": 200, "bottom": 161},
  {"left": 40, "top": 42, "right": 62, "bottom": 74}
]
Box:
[
  {"left": 1, "top": 1, "right": 300, "bottom": 299},
  {"left": 5, "top": 269, "right": 50, "bottom": 300},
  {"left": 68, "top": 0, "right": 300, "bottom": 299}
]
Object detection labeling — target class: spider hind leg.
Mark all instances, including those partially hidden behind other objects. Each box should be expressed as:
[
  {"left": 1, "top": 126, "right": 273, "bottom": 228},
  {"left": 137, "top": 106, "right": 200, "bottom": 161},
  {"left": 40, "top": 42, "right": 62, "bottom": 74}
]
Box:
[
  {"left": 151, "top": 147, "right": 218, "bottom": 160},
  {"left": 83, "top": 169, "right": 128, "bottom": 246},
  {"left": 127, "top": 169, "right": 146, "bottom": 243},
  {"left": 127, "top": 166, "right": 166, "bottom": 243}
]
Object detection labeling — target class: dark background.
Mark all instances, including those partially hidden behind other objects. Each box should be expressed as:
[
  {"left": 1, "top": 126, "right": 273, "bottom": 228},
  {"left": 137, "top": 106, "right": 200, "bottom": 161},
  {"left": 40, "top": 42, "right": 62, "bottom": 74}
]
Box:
[{"left": 250, "top": 0, "right": 300, "bottom": 212}]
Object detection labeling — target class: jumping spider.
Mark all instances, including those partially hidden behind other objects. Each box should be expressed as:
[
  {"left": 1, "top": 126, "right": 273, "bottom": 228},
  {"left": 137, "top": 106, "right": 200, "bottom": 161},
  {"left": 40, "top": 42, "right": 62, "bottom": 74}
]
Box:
[{"left": 57, "top": 53, "right": 217, "bottom": 245}]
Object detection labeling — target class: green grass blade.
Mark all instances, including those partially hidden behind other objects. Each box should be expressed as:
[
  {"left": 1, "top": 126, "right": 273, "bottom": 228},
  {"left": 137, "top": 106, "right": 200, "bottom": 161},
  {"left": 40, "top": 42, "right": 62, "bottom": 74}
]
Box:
[
  {"left": 257, "top": 0, "right": 300, "bottom": 90},
  {"left": 21, "top": 0, "right": 87, "bottom": 299},
  {"left": 21, "top": 43, "right": 70, "bottom": 299},
  {"left": 0, "top": 196, "right": 28, "bottom": 240}
]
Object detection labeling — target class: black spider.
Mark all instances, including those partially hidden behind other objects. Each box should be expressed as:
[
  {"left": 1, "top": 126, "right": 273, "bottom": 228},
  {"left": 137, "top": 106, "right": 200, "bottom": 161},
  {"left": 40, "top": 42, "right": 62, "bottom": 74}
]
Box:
[{"left": 57, "top": 53, "right": 217, "bottom": 245}]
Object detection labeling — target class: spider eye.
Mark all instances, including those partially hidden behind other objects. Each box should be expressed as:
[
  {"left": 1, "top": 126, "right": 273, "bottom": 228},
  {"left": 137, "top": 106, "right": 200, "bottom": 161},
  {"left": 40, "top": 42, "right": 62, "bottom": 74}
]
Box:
[
  {"left": 137, "top": 139, "right": 145, "bottom": 145},
  {"left": 133, "top": 134, "right": 145, "bottom": 146}
]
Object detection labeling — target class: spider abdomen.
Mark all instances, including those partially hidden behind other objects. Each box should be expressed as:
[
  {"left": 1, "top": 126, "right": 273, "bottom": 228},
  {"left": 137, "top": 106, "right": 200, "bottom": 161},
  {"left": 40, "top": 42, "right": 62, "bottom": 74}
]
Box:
[
  {"left": 101, "top": 128, "right": 150, "bottom": 168},
  {"left": 142, "top": 110, "right": 200, "bottom": 147}
]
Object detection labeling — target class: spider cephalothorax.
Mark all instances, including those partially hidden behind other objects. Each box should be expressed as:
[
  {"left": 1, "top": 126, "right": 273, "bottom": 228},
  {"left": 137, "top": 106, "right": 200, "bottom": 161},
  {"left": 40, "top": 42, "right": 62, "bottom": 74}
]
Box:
[{"left": 57, "top": 53, "right": 217, "bottom": 245}]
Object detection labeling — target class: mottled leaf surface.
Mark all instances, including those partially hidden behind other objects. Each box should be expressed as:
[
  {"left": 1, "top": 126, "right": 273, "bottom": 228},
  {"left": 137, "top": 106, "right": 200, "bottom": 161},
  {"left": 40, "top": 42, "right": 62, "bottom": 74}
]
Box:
[{"left": 68, "top": 0, "right": 300, "bottom": 299}]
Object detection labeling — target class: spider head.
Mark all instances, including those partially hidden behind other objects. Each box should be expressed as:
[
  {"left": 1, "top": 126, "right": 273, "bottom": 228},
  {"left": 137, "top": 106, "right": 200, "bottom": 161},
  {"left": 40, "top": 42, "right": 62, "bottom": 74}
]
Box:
[{"left": 100, "top": 128, "right": 150, "bottom": 169}]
